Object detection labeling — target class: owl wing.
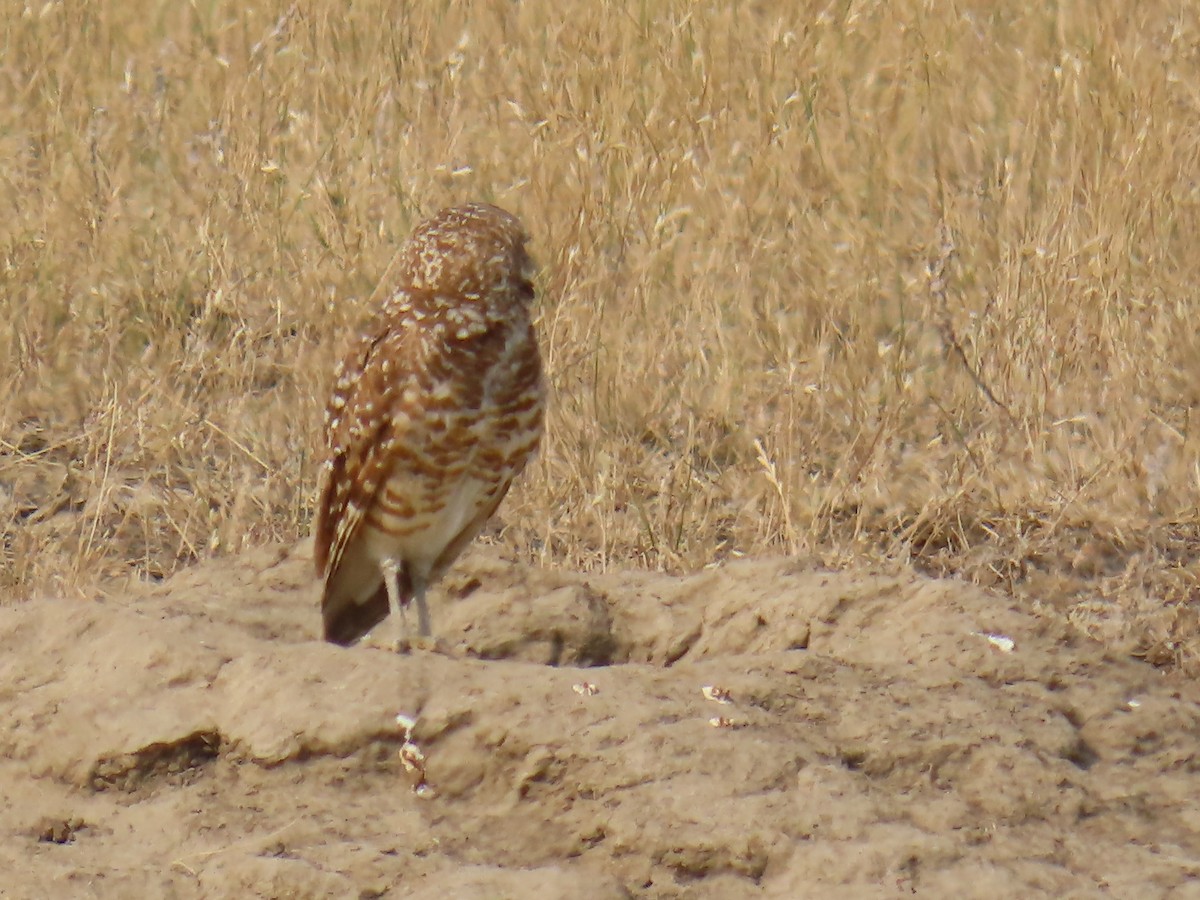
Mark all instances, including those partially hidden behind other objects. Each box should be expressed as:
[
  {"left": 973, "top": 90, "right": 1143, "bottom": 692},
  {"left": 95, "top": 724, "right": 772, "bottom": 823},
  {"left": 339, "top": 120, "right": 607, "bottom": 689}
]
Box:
[{"left": 313, "top": 312, "right": 411, "bottom": 583}]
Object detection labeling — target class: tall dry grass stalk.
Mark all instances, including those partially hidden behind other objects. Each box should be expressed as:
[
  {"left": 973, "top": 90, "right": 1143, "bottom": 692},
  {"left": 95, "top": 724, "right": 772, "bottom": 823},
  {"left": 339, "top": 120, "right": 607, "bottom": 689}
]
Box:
[{"left": 3, "top": 1, "right": 1200, "bottom": 665}]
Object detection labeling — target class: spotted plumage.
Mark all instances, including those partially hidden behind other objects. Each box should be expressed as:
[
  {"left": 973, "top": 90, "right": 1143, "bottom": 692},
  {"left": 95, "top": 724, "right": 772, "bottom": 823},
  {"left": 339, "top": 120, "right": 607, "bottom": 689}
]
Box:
[{"left": 314, "top": 202, "right": 545, "bottom": 646}]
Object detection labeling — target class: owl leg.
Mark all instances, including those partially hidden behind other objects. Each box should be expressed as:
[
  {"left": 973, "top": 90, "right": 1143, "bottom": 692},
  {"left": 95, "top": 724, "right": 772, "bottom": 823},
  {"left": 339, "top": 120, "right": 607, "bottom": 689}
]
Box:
[
  {"left": 413, "top": 577, "right": 432, "bottom": 638},
  {"left": 380, "top": 557, "right": 411, "bottom": 652}
]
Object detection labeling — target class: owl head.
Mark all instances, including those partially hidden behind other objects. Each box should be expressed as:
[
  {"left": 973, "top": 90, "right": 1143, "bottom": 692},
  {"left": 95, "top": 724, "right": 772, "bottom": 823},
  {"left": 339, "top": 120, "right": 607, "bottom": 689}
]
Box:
[{"left": 400, "top": 202, "right": 535, "bottom": 306}]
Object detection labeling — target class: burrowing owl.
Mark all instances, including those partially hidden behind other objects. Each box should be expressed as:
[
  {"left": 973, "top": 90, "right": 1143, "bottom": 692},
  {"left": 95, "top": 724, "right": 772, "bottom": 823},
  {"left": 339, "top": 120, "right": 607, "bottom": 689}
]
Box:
[{"left": 313, "top": 202, "right": 545, "bottom": 646}]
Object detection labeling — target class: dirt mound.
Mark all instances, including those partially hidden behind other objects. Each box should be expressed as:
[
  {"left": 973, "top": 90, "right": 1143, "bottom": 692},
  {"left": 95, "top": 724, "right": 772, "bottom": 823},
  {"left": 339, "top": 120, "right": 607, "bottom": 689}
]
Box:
[{"left": 3, "top": 545, "right": 1199, "bottom": 898}]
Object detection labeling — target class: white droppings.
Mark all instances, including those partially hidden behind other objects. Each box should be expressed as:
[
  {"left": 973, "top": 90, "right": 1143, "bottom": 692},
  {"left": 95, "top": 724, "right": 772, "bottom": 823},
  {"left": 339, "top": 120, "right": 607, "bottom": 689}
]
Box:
[{"left": 972, "top": 631, "right": 1016, "bottom": 653}]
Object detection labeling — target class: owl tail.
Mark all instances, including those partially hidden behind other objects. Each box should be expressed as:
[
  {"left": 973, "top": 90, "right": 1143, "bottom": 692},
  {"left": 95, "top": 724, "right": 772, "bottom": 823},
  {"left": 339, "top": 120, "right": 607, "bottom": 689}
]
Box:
[{"left": 322, "top": 581, "right": 390, "bottom": 646}]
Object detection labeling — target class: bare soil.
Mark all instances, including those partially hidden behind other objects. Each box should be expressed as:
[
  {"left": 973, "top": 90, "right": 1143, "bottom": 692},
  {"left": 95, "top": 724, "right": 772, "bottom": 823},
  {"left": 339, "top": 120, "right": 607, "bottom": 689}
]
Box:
[{"left": 3, "top": 548, "right": 1199, "bottom": 898}]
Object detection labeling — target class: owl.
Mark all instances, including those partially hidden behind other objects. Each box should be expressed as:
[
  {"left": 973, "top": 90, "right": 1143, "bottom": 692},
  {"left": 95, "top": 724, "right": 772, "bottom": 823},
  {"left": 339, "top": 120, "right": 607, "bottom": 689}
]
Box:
[{"left": 313, "top": 202, "right": 545, "bottom": 647}]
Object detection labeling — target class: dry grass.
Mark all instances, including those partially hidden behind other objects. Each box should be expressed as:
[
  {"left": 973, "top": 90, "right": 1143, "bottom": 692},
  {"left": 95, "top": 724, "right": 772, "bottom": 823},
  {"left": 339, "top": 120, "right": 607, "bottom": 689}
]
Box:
[{"left": 4, "top": 0, "right": 1200, "bottom": 666}]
